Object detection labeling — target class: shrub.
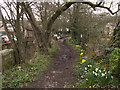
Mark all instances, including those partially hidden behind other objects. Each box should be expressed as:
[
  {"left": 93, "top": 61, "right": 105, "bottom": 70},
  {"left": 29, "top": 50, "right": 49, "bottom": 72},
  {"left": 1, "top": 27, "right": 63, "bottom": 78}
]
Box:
[
  {"left": 72, "top": 42, "right": 119, "bottom": 88},
  {"left": 109, "top": 48, "right": 120, "bottom": 77}
]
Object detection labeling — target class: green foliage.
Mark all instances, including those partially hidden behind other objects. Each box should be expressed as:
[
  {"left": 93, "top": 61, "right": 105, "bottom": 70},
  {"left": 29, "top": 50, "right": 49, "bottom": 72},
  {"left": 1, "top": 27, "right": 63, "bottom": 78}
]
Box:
[
  {"left": 110, "top": 78, "right": 119, "bottom": 87},
  {"left": 97, "top": 71, "right": 111, "bottom": 85},
  {"left": 109, "top": 48, "right": 120, "bottom": 76},
  {"left": 73, "top": 56, "right": 117, "bottom": 88},
  {"left": 49, "top": 41, "right": 60, "bottom": 55},
  {"left": 83, "top": 59, "right": 95, "bottom": 67},
  {"left": 71, "top": 39, "right": 119, "bottom": 88},
  {"left": 105, "top": 47, "right": 115, "bottom": 54},
  {"left": 85, "top": 72, "right": 95, "bottom": 84},
  {"left": 2, "top": 55, "right": 51, "bottom": 88},
  {"left": 100, "top": 47, "right": 115, "bottom": 65},
  {"left": 2, "top": 42, "right": 59, "bottom": 88},
  {"left": 76, "top": 80, "right": 86, "bottom": 88}
]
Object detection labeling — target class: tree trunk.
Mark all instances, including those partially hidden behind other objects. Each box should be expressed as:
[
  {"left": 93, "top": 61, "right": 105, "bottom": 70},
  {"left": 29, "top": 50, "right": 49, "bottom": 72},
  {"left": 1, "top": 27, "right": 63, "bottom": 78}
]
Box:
[
  {"left": 15, "top": 2, "right": 26, "bottom": 63},
  {"left": 0, "top": 9, "right": 21, "bottom": 64},
  {"left": 23, "top": 3, "right": 49, "bottom": 54}
]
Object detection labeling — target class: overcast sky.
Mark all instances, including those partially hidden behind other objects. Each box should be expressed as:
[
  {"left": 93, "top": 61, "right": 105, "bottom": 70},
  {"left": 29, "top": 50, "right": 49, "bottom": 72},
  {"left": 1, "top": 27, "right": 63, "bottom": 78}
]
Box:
[
  {"left": 0, "top": 0, "right": 120, "bottom": 15},
  {"left": 89, "top": 0, "right": 119, "bottom": 15}
]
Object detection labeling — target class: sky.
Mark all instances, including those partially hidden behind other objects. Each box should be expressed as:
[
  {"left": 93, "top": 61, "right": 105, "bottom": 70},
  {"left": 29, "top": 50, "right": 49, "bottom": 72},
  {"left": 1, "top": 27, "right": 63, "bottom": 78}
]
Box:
[
  {"left": 89, "top": 0, "right": 120, "bottom": 15},
  {"left": 0, "top": 0, "right": 120, "bottom": 15}
]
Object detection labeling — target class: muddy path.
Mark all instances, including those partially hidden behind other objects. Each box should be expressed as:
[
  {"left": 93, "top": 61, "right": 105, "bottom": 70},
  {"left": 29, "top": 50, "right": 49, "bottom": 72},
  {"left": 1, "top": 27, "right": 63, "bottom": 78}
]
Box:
[{"left": 23, "top": 39, "right": 77, "bottom": 88}]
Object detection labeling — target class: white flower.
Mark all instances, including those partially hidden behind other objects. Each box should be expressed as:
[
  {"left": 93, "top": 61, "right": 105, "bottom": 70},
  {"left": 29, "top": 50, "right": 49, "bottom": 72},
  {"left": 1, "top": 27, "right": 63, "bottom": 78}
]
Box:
[
  {"left": 93, "top": 71, "right": 95, "bottom": 74},
  {"left": 108, "top": 71, "right": 110, "bottom": 73},
  {"left": 95, "top": 68, "right": 99, "bottom": 72},
  {"left": 99, "top": 70, "right": 101, "bottom": 72},
  {"left": 80, "top": 53, "right": 83, "bottom": 55},
  {"left": 81, "top": 76, "right": 84, "bottom": 78},
  {"left": 57, "top": 36, "right": 60, "bottom": 39},
  {"left": 105, "top": 72, "right": 107, "bottom": 74},
  {"left": 95, "top": 73, "right": 97, "bottom": 76},
  {"left": 85, "top": 67, "right": 87, "bottom": 70},
  {"left": 93, "top": 85, "right": 95, "bottom": 88},
  {"left": 101, "top": 73, "right": 105, "bottom": 77},
  {"left": 106, "top": 76, "right": 107, "bottom": 79},
  {"left": 54, "top": 34, "right": 57, "bottom": 37},
  {"left": 89, "top": 65, "right": 92, "bottom": 67},
  {"left": 88, "top": 65, "right": 90, "bottom": 67},
  {"left": 111, "top": 76, "right": 113, "bottom": 79}
]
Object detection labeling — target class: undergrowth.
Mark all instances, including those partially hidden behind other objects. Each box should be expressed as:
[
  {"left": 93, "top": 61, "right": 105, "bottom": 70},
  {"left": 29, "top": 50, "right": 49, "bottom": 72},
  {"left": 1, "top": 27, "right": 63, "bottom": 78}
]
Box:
[
  {"left": 1, "top": 41, "right": 59, "bottom": 88},
  {"left": 67, "top": 37, "right": 119, "bottom": 89}
]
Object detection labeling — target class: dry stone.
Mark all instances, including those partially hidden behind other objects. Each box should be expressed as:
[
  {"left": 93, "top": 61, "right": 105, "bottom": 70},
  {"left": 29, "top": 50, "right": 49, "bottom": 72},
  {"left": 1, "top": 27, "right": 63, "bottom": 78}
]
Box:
[{"left": 0, "top": 49, "right": 15, "bottom": 72}]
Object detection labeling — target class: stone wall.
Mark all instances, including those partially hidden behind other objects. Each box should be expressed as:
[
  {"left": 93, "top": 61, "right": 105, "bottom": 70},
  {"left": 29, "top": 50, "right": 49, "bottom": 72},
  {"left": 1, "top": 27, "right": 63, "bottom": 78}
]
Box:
[
  {"left": 0, "top": 49, "right": 15, "bottom": 72},
  {"left": 0, "top": 44, "right": 2, "bottom": 72}
]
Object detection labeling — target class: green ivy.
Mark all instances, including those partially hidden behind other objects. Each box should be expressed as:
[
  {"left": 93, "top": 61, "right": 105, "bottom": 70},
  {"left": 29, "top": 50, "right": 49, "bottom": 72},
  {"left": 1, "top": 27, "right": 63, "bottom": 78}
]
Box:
[{"left": 109, "top": 48, "right": 120, "bottom": 77}]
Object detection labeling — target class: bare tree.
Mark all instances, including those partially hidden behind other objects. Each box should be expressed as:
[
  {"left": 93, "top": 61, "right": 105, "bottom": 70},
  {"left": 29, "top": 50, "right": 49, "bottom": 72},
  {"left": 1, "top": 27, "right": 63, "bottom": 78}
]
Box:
[
  {"left": 1, "top": 0, "right": 119, "bottom": 62},
  {"left": 0, "top": 2, "right": 27, "bottom": 63}
]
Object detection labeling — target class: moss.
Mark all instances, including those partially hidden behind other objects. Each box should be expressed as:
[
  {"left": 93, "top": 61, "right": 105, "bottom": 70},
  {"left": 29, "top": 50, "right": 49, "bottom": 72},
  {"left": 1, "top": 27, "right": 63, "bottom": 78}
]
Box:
[{"left": 4, "top": 61, "right": 14, "bottom": 70}]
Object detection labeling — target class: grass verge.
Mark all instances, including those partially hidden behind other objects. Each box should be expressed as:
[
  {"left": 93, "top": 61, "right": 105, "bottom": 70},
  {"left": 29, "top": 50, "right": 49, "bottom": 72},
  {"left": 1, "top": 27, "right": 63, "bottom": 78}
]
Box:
[
  {"left": 1, "top": 41, "right": 59, "bottom": 88},
  {"left": 67, "top": 37, "right": 119, "bottom": 89}
]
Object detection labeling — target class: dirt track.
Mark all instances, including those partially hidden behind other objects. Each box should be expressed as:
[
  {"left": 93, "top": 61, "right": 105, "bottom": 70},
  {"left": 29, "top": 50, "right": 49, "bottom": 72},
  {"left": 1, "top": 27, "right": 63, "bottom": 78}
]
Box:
[{"left": 23, "top": 39, "right": 77, "bottom": 88}]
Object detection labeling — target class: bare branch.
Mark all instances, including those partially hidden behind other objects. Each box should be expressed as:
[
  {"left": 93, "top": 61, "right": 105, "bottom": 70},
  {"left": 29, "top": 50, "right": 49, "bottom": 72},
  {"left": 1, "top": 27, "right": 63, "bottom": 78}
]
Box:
[
  {"left": 81, "top": 1, "right": 119, "bottom": 15},
  {"left": 47, "top": 2, "right": 75, "bottom": 32},
  {"left": 4, "top": 1, "right": 16, "bottom": 18},
  {"left": 47, "top": 1, "right": 119, "bottom": 33},
  {"left": 109, "top": 2, "right": 113, "bottom": 8},
  {"left": 1, "top": 6, "right": 16, "bottom": 30}
]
